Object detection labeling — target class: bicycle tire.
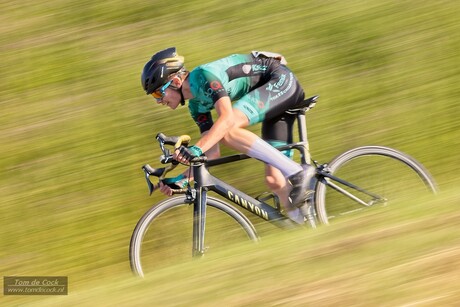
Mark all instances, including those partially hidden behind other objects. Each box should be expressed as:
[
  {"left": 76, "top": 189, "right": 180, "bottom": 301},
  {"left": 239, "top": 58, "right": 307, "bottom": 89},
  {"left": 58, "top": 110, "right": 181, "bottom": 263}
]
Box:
[
  {"left": 129, "top": 195, "right": 258, "bottom": 277},
  {"left": 315, "top": 146, "right": 438, "bottom": 225}
]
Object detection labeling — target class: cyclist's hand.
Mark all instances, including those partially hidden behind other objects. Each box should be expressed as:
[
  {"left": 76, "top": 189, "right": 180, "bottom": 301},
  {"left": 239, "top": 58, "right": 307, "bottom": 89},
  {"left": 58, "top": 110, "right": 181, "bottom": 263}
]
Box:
[
  {"left": 161, "top": 174, "right": 188, "bottom": 189},
  {"left": 175, "top": 145, "right": 203, "bottom": 164},
  {"left": 159, "top": 174, "right": 188, "bottom": 196},
  {"left": 159, "top": 182, "right": 176, "bottom": 196}
]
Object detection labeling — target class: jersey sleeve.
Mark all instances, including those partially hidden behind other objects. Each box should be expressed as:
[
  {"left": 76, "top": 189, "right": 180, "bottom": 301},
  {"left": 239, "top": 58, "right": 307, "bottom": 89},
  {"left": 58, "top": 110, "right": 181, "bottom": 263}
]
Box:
[
  {"left": 188, "top": 98, "right": 214, "bottom": 133},
  {"left": 200, "top": 69, "right": 229, "bottom": 102}
]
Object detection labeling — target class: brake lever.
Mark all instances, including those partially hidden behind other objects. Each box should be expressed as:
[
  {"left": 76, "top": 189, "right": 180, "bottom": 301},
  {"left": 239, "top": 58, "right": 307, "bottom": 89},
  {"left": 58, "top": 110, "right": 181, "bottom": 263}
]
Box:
[
  {"left": 142, "top": 165, "right": 157, "bottom": 195},
  {"left": 144, "top": 133, "right": 192, "bottom": 196}
]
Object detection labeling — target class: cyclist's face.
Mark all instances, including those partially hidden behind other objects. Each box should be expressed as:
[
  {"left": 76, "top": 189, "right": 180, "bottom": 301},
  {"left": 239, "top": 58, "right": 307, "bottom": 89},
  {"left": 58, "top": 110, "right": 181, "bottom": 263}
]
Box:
[
  {"left": 156, "top": 86, "right": 181, "bottom": 110},
  {"left": 153, "top": 78, "right": 181, "bottom": 109}
]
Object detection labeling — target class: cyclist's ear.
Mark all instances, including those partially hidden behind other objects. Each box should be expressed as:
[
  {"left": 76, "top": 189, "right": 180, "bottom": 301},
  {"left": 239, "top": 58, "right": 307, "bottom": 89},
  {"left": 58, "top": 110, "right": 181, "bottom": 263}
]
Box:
[{"left": 171, "top": 75, "right": 183, "bottom": 88}]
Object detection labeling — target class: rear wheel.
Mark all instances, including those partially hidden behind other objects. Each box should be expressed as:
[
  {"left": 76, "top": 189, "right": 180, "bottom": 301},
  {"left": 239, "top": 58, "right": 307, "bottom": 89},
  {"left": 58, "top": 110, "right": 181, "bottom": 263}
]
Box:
[
  {"left": 129, "top": 196, "right": 258, "bottom": 277},
  {"left": 315, "top": 146, "right": 438, "bottom": 224}
]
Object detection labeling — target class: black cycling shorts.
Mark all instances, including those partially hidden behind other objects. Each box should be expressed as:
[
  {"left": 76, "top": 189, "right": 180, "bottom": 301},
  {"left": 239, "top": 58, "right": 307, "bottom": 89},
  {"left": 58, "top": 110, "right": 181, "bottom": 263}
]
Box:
[{"left": 233, "top": 64, "right": 305, "bottom": 148}]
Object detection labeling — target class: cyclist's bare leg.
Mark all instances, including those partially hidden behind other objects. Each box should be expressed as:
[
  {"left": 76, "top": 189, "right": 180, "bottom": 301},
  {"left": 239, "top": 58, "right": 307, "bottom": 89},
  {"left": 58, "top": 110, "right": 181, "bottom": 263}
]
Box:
[
  {"left": 218, "top": 109, "right": 305, "bottom": 221},
  {"left": 265, "top": 165, "right": 305, "bottom": 223},
  {"left": 265, "top": 165, "right": 289, "bottom": 207},
  {"left": 220, "top": 109, "right": 301, "bottom": 173}
]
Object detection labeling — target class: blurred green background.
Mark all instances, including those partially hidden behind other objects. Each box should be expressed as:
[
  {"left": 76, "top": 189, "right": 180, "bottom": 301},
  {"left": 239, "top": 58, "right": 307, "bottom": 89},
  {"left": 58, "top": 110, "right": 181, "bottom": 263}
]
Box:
[{"left": 1, "top": 0, "right": 459, "bottom": 305}]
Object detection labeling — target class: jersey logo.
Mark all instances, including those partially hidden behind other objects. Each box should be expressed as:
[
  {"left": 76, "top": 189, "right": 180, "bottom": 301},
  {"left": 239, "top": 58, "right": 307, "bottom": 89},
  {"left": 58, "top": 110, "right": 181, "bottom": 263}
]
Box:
[
  {"left": 210, "top": 81, "right": 223, "bottom": 90},
  {"left": 265, "top": 73, "right": 287, "bottom": 93},
  {"left": 252, "top": 64, "right": 268, "bottom": 72},
  {"left": 242, "top": 64, "right": 251, "bottom": 74},
  {"left": 197, "top": 114, "right": 209, "bottom": 123}
]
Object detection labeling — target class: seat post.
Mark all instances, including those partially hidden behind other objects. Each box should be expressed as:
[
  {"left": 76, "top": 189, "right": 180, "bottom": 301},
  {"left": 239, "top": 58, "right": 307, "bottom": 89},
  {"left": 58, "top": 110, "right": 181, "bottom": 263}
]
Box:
[
  {"left": 286, "top": 95, "right": 318, "bottom": 165},
  {"left": 296, "top": 110, "right": 312, "bottom": 165}
]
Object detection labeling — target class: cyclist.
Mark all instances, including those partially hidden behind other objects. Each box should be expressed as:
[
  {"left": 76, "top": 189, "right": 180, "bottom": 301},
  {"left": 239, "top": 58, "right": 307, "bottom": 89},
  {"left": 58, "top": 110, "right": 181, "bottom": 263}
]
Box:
[{"left": 141, "top": 47, "right": 315, "bottom": 223}]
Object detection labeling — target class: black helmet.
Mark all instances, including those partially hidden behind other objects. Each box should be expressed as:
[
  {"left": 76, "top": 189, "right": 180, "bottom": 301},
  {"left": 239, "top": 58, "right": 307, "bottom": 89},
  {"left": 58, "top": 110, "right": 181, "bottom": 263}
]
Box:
[{"left": 141, "top": 47, "right": 184, "bottom": 95}]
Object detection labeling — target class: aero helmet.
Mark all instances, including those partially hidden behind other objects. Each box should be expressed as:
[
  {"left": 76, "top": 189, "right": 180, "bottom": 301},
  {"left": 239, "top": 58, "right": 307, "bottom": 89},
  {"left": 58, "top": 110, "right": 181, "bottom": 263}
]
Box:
[{"left": 141, "top": 47, "right": 184, "bottom": 95}]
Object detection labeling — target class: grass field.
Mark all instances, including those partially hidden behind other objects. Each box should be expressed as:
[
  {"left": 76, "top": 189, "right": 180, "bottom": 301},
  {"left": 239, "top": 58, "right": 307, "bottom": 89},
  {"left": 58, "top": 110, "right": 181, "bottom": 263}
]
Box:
[{"left": 1, "top": 0, "right": 459, "bottom": 305}]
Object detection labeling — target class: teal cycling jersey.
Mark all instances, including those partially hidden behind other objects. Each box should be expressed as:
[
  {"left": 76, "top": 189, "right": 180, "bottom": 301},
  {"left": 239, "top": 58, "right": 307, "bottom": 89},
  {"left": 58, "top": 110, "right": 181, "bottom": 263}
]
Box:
[
  {"left": 188, "top": 53, "right": 281, "bottom": 132},
  {"left": 186, "top": 51, "right": 305, "bottom": 158}
]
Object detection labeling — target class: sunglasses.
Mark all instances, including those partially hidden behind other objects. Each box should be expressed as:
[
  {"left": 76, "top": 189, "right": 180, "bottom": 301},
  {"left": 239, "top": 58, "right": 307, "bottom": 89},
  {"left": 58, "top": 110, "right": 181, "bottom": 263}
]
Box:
[{"left": 151, "top": 80, "right": 173, "bottom": 101}]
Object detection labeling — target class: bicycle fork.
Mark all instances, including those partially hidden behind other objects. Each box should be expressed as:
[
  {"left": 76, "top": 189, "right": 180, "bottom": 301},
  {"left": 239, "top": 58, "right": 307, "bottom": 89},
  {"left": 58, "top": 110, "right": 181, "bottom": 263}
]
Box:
[{"left": 192, "top": 187, "right": 207, "bottom": 257}]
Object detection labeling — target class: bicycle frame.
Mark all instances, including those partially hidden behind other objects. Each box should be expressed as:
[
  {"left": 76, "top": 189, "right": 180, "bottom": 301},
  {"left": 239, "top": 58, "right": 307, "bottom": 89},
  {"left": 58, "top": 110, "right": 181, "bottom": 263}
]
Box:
[
  {"left": 145, "top": 95, "right": 321, "bottom": 255},
  {"left": 185, "top": 137, "right": 317, "bottom": 255},
  {"left": 189, "top": 159, "right": 295, "bottom": 256},
  {"left": 184, "top": 96, "right": 320, "bottom": 255}
]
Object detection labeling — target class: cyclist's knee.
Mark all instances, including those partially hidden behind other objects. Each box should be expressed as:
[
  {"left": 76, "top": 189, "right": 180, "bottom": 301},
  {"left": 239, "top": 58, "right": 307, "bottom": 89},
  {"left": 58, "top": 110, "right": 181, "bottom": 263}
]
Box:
[{"left": 265, "top": 175, "right": 285, "bottom": 191}]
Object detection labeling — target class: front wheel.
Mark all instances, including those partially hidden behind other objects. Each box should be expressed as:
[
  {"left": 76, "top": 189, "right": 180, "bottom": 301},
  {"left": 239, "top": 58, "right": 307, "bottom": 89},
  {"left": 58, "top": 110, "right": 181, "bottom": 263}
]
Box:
[
  {"left": 129, "top": 196, "right": 258, "bottom": 277},
  {"left": 315, "top": 146, "right": 438, "bottom": 224}
]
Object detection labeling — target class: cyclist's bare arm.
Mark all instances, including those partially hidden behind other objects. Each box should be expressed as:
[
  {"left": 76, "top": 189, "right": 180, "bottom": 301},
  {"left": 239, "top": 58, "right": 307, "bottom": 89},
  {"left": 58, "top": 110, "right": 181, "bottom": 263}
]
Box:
[{"left": 176, "top": 97, "right": 235, "bottom": 158}]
